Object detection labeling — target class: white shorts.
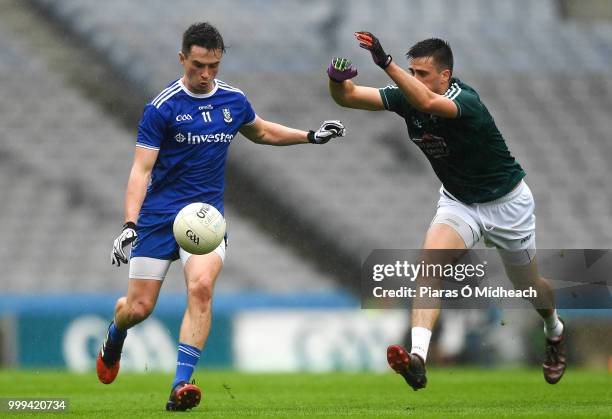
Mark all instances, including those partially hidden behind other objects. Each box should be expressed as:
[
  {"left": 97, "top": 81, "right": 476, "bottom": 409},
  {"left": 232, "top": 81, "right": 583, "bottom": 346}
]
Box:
[
  {"left": 128, "top": 239, "right": 226, "bottom": 280},
  {"left": 431, "top": 180, "right": 536, "bottom": 265}
]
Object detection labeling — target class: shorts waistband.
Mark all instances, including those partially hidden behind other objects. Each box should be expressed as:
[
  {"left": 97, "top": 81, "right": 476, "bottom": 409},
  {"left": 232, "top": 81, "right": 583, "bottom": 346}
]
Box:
[
  {"left": 482, "top": 180, "right": 526, "bottom": 205},
  {"left": 441, "top": 180, "right": 526, "bottom": 206}
]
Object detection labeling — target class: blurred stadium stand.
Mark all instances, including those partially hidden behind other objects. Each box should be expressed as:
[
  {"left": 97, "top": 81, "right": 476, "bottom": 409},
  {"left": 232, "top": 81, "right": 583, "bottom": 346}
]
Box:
[
  {"left": 0, "top": 0, "right": 610, "bottom": 371},
  {"left": 24, "top": 0, "right": 612, "bottom": 272},
  {"left": 1, "top": 0, "right": 611, "bottom": 291}
]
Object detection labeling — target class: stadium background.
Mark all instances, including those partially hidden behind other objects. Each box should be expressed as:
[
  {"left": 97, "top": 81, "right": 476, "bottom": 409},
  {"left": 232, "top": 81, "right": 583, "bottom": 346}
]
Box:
[{"left": 0, "top": 0, "right": 611, "bottom": 376}]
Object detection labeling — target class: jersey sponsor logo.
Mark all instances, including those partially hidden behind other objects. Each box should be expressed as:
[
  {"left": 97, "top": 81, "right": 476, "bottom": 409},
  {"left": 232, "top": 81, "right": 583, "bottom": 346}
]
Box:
[
  {"left": 175, "top": 131, "right": 235, "bottom": 144},
  {"left": 175, "top": 114, "right": 193, "bottom": 122},
  {"left": 413, "top": 133, "right": 449, "bottom": 158},
  {"left": 222, "top": 108, "right": 233, "bottom": 123}
]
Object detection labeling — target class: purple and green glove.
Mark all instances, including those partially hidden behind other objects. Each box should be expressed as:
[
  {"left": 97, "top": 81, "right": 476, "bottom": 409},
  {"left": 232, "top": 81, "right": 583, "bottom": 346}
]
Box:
[
  {"left": 327, "top": 57, "right": 358, "bottom": 83},
  {"left": 354, "top": 31, "right": 392, "bottom": 69}
]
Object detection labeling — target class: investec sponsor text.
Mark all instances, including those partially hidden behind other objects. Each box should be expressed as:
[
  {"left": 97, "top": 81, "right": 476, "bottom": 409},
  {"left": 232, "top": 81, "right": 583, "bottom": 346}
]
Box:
[{"left": 175, "top": 132, "right": 234, "bottom": 144}]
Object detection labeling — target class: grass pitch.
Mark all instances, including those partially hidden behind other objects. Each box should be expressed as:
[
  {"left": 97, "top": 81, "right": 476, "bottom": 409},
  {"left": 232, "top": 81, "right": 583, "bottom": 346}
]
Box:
[{"left": 1, "top": 368, "right": 610, "bottom": 418}]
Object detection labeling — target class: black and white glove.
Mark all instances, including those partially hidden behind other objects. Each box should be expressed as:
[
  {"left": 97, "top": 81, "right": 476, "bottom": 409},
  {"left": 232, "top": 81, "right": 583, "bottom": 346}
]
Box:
[
  {"left": 111, "top": 221, "right": 137, "bottom": 267},
  {"left": 307, "top": 120, "right": 346, "bottom": 144}
]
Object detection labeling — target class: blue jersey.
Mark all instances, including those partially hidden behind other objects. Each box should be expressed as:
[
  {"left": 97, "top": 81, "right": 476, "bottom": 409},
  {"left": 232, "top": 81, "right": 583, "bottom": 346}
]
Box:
[{"left": 136, "top": 78, "right": 256, "bottom": 216}]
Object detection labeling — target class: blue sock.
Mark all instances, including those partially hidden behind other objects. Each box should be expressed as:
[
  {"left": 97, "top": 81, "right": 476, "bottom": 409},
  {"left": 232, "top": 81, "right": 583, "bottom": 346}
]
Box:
[
  {"left": 172, "top": 343, "right": 201, "bottom": 390},
  {"left": 108, "top": 321, "right": 127, "bottom": 343}
]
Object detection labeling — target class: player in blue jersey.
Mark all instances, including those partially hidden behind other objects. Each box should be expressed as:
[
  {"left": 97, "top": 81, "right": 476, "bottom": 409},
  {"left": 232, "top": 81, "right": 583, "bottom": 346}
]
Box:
[{"left": 96, "top": 22, "right": 345, "bottom": 411}]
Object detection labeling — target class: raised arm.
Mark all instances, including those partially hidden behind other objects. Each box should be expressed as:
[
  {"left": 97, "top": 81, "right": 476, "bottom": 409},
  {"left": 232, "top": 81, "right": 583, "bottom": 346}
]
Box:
[{"left": 354, "top": 31, "right": 458, "bottom": 118}]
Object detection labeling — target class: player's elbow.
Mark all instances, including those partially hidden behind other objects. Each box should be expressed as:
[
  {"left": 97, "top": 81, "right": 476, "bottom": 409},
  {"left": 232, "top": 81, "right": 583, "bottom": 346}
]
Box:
[
  {"left": 249, "top": 131, "right": 281, "bottom": 146},
  {"left": 333, "top": 98, "right": 348, "bottom": 108},
  {"left": 329, "top": 85, "right": 353, "bottom": 108},
  {"left": 330, "top": 92, "right": 354, "bottom": 109},
  {"left": 329, "top": 91, "right": 345, "bottom": 106},
  {"left": 248, "top": 134, "right": 267, "bottom": 145},
  {"left": 241, "top": 126, "right": 267, "bottom": 144},
  {"left": 414, "top": 99, "right": 436, "bottom": 114}
]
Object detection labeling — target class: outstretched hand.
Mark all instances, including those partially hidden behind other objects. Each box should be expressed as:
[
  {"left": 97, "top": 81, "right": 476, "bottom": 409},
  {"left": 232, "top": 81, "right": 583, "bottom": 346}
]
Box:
[
  {"left": 308, "top": 120, "right": 346, "bottom": 144},
  {"left": 327, "top": 58, "right": 358, "bottom": 83},
  {"left": 354, "top": 31, "right": 392, "bottom": 69}
]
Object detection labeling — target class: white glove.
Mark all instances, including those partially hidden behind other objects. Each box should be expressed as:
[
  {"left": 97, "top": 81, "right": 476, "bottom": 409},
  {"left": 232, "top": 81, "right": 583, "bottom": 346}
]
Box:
[
  {"left": 111, "top": 222, "right": 137, "bottom": 267},
  {"left": 308, "top": 120, "right": 346, "bottom": 144}
]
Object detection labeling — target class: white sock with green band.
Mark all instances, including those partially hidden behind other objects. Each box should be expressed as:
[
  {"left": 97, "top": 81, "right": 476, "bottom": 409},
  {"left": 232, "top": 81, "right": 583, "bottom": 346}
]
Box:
[{"left": 411, "top": 327, "right": 432, "bottom": 362}]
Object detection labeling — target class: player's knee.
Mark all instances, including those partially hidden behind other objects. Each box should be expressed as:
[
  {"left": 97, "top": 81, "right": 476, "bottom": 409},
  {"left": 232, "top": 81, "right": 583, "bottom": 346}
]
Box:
[
  {"left": 115, "top": 296, "right": 127, "bottom": 313},
  {"left": 187, "top": 277, "right": 214, "bottom": 306},
  {"left": 536, "top": 275, "right": 551, "bottom": 288},
  {"left": 127, "top": 299, "right": 155, "bottom": 323},
  {"left": 504, "top": 262, "right": 538, "bottom": 287}
]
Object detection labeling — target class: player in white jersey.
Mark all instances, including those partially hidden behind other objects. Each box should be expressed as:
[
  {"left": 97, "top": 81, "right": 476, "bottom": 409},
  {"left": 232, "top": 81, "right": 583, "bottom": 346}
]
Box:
[{"left": 97, "top": 22, "right": 345, "bottom": 411}]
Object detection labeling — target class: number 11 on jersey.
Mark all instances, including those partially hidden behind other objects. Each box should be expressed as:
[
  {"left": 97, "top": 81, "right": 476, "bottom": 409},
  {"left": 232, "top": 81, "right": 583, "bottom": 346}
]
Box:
[{"left": 202, "top": 111, "right": 212, "bottom": 123}]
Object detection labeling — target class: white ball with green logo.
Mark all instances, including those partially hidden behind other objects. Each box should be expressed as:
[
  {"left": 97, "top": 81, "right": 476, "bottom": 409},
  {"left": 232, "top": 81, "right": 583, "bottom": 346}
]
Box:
[{"left": 173, "top": 203, "right": 226, "bottom": 255}]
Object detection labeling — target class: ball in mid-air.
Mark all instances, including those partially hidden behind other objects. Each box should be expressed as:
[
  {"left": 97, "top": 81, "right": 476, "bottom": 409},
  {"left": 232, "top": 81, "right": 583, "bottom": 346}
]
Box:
[{"left": 173, "top": 203, "right": 226, "bottom": 255}]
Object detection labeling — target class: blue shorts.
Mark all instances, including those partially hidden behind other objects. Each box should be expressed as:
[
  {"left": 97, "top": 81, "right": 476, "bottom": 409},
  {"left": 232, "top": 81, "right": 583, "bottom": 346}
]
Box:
[
  {"left": 131, "top": 212, "right": 229, "bottom": 262},
  {"left": 131, "top": 212, "right": 182, "bottom": 260}
]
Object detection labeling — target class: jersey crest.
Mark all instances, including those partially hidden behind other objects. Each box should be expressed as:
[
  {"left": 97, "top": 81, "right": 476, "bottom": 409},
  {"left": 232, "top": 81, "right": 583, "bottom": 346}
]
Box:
[{"left": 222, "top": 108, "right": 233, "bottom": 123}]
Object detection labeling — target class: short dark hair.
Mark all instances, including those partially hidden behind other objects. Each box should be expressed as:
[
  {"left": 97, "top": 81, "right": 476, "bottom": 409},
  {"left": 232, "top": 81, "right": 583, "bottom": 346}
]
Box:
[
  {"left": 406, "top": 38, "right": 453, "bottom": 74},
  {"left": 182, "top": 22, "right": 226, "bottom": 56}
]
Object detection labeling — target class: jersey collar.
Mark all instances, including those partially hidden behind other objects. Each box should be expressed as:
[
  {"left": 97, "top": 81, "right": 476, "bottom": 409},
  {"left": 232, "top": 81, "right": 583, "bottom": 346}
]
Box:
[
  {"left": 179, "top": 78, "right": 219, "bottom": 98},
  {"left": 444, "top": 77, "right": 461, "bottom": 94}
]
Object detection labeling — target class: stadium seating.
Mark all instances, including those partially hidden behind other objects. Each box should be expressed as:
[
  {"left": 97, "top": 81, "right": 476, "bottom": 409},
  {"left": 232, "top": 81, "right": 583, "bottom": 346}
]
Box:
[{"left": 3, "top": 0, "right": 612, "bottom": 292}]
